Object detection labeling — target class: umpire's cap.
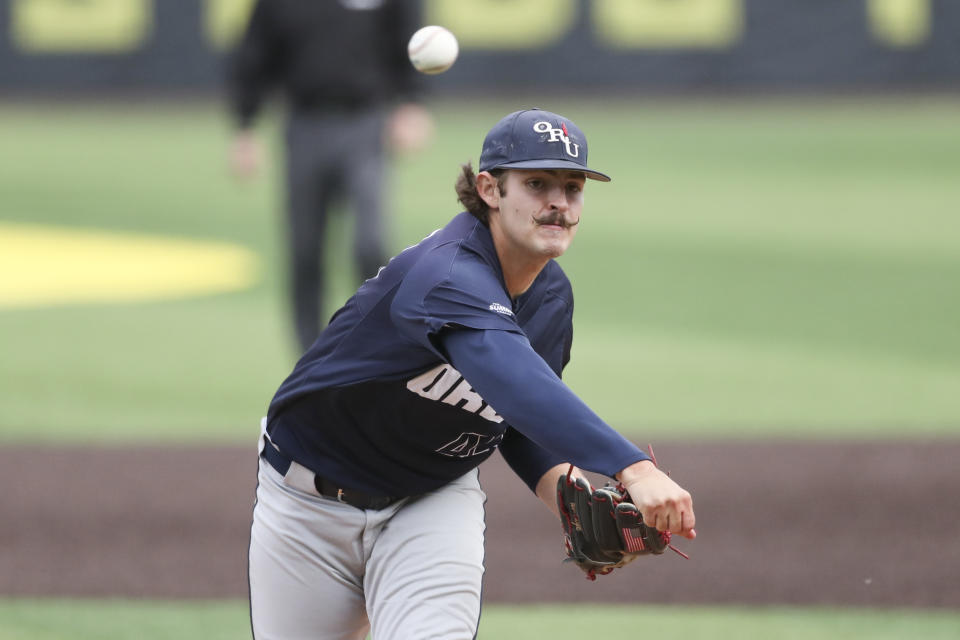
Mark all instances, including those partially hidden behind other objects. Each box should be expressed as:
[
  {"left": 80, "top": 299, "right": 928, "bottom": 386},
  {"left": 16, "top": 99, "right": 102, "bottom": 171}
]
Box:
[{"left": 479, "top": 108, "right": 610, "bottom": 182}]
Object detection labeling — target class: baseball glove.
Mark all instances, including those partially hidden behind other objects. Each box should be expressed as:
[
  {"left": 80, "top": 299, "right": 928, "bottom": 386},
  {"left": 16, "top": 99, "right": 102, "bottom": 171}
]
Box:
[{"left": 556, "top": 465, "right": 678, "bottom": 580}]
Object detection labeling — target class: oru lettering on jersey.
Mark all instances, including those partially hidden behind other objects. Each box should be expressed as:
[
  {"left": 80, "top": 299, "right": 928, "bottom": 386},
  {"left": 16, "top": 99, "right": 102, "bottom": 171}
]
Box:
[
  {"left": 406, "top": 364, "right": 505, "bottom": 458},
  {"left": 406, "top": 364, "right": 503, "bottom": 423}
]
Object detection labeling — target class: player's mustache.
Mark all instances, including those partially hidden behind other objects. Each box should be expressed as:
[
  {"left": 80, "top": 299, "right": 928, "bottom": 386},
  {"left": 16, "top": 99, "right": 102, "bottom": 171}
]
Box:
[{"left": 533, "top": 213, "right": 580, "bottom": 228}]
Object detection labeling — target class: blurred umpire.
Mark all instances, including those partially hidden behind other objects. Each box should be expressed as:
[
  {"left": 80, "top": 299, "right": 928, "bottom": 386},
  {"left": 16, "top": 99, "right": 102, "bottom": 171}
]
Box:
[{"left": 227, "top": 0, "right": 433, "bottom": 353}]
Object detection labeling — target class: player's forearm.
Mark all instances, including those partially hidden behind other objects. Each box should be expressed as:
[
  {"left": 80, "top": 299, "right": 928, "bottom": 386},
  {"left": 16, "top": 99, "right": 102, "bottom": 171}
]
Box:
[
  {"left": 500, "top": 427, "right": 566, "bottom": 493},
  {"left": 442, "top": 328, "right": 651, "bottom": 477},
  {"left": 535, "top": 463, "right": 577, "bottom": 517},
  {"left": 615, "top": 459, "right": 659, "bottom": 485}
]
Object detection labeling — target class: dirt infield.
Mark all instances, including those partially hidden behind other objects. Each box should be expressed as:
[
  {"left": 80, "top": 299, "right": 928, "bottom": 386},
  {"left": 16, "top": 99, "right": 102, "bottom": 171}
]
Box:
[{"left": 1, "top": 441, "right": 957, "bottom": 607}]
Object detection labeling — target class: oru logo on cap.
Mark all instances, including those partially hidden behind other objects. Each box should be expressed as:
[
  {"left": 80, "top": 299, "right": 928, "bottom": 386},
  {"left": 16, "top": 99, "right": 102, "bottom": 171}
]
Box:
[{"left": 533, "top": 121, "right": 580, "bottom": 158}]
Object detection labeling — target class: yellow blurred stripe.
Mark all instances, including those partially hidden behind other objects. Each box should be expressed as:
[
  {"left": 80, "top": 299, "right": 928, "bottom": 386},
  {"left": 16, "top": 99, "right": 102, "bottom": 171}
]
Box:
[{"left": 0, "top": 221, "right": 259, "bottom": 309}]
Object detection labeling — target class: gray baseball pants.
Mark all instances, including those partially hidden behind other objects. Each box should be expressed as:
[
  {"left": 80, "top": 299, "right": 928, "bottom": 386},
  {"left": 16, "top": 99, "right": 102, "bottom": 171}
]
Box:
[
  {"left": 283, "top": 106, "right": 389, "bottom": 352},
  {"left": 248, "top": 437, "right": 487, "bottom": 639}
]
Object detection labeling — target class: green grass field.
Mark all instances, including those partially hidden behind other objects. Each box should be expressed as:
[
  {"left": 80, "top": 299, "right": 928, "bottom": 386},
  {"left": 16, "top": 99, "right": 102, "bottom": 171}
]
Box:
[
  {"left": 2, "top": 97, "right": 958, "bottom": 442},
  {"left": 2, "top": 96, "right": 959, "bottom": 636},
  {"left": 2, "top": 600, "right": 959, "bottom": 640}
]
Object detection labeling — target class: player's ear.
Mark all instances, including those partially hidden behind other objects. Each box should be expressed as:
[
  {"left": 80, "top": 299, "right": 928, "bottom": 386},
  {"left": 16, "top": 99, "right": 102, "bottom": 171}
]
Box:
[{"left": 476, "top": 171, "right": 501, "bottom": 210}]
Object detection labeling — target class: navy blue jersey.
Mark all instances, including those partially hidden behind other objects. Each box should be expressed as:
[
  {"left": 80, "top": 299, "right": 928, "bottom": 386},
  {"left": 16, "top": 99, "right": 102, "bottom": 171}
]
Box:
[{"left": 267, "top": 212, "right": 649, "bottom": 496}]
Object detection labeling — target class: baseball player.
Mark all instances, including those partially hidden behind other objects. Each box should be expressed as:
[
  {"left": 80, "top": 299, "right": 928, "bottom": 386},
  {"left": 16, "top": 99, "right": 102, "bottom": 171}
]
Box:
[{"left": 248, "top": 108, "right": 696, "bottom": 639}]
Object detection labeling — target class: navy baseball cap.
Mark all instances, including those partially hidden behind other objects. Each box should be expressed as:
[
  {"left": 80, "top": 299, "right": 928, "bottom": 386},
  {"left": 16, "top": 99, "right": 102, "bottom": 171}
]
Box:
[{"left": 478, "top": 108, "right": 611, "bottom": 182}]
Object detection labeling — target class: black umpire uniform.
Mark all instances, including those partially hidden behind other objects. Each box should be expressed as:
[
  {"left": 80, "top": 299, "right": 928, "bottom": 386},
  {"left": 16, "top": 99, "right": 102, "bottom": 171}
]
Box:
[{"left": 227, "top": 0, "right": 423, "bottom": 352}]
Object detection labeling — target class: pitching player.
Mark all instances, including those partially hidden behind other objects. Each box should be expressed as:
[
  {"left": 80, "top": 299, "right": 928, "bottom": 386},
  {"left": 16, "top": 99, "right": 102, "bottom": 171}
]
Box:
[{"left": 248, "top": 108, "right": 696, "bottom": 639}]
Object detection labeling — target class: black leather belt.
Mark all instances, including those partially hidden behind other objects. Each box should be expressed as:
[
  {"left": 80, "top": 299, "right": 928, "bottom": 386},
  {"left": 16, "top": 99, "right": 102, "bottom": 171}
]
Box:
[{"left": 261, "top": 440, "right": 399, "bottom": 510}]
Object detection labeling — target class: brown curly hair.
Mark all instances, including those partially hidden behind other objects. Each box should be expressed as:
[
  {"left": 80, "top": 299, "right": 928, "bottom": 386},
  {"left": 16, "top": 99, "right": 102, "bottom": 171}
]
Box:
[{"left": 454, "top": 163, "right": 506, "bottom": 225}]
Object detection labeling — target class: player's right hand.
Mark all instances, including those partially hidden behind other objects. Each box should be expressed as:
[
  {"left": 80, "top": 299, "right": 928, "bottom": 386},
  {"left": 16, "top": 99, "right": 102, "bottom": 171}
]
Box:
[
  {"left": 387, "top": 103, "right": 434, "bottom": 154},
  {"left": 617, "top": 460, "right": 696, "bottom": 540}
]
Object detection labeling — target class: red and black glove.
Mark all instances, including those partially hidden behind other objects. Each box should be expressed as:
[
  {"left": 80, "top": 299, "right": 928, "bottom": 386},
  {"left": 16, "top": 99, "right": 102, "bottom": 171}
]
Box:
[{"left": 555, "top": 466, "right": 673, "bottom": 580}]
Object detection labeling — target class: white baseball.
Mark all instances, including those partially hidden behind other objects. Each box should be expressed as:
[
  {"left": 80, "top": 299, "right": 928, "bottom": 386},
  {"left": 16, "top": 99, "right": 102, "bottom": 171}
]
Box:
[{"left": 408, "top": 25, "right": 459, "bottom": 75}]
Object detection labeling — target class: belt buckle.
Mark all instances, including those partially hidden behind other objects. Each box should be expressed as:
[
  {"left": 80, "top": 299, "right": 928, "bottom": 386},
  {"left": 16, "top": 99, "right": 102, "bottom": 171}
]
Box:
[{"left": 336, "top": 488, "right": 345, "bottom": 503}]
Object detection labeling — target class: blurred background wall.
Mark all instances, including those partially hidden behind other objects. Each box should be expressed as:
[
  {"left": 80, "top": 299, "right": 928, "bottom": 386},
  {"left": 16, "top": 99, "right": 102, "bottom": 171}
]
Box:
[{"left": 0, "top": 0, "right": 957, "bottom": 93}]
